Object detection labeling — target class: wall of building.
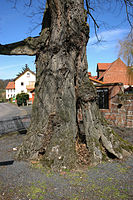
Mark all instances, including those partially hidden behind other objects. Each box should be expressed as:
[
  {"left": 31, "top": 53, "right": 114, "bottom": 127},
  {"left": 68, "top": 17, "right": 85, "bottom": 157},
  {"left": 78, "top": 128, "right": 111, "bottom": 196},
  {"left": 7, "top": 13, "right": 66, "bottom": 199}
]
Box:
[
  {"left": 6, "top": 89, "right": 15, "bottom": 99},
  {"left": 101, "top": 94, "right": 133, "bottom": 128},
  {"left": 15, "top": 71, "right": 35, "bottom": 99}
]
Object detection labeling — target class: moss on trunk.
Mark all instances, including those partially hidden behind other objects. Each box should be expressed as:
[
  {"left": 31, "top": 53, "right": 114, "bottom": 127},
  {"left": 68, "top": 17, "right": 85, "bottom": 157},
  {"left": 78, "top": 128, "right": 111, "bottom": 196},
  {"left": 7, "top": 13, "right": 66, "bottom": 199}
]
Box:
[{"left": 16, "top": 0, "right": 132, "bottom": 171}]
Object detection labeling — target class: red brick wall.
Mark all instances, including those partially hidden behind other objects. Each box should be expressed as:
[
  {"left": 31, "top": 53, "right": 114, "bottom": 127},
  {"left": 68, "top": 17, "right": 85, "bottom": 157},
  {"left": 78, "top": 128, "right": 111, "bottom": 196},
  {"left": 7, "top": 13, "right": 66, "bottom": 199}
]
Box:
[{"left": 100, "top": 94, "right": 133, "bottom": 128}]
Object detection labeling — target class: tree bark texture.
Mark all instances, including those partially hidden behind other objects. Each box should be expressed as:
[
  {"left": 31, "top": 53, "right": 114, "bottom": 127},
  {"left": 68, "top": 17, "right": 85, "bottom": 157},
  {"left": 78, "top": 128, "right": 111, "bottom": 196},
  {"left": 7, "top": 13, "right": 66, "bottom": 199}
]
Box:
[
  {"left": 0, "top": 0, "right": 132, "bottom": 170},
  {"left": 0, "top": 37, "right": 39, "bottom": 55}
]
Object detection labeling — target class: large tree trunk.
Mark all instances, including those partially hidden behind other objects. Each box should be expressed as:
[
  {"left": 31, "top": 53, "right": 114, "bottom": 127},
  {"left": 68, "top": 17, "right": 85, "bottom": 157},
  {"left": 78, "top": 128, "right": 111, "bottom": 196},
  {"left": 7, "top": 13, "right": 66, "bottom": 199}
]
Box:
[{"left": 15, "top": 0, "right": 132, "bottom": 170}]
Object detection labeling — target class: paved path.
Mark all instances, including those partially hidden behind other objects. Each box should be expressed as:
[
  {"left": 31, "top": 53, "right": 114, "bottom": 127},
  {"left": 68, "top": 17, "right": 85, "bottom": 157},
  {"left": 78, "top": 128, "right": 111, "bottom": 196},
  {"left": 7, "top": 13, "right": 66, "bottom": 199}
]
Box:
[
  {"left": 0, "top": 103, "right": 32, "bottom": 120},
  {"left": 0, "top": 103, "right": 32, "bottom": 135},
  {"left": 0, "top": 132, "right": 133, "bottom": 200}
]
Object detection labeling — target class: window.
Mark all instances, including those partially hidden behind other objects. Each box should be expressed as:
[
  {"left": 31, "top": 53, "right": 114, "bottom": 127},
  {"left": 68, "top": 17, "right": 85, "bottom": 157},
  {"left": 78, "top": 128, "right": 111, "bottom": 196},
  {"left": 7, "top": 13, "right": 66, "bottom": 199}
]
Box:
[
  {"left": 21, "top": 82, "right": 24, "bottom": 86},
  {"left": 27, "top": 72, "right": 30, "bottom": 77},
  {"left": 97, "top": 88, "right": 109, "bottom": 109}
]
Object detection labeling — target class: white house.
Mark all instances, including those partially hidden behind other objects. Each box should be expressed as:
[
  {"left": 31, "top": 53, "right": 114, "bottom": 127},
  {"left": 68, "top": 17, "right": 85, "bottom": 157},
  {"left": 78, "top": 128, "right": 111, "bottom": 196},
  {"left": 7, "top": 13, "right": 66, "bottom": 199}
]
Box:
[
  {"left": 6, "top": 82, "right": 16, "bottom": 99},
  {"left": 6, "top": 68, "right": 36, "bottom": 102}
]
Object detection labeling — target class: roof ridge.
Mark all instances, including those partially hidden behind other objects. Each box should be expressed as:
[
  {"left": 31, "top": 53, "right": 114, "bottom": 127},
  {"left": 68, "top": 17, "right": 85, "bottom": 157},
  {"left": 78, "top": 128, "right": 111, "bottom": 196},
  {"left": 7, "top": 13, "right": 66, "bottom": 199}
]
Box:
[
  {"left": 97, "top": 62, "right": 111, "bottom": 64},
  {"left": 14, "top": 68, "right": 35, "bottom": 81},
  {"left": 97, "top": 58, "right": 124, "bottom": 81},
  {"left": 98, "top": 63, "right": 112, "bottom": 80}
]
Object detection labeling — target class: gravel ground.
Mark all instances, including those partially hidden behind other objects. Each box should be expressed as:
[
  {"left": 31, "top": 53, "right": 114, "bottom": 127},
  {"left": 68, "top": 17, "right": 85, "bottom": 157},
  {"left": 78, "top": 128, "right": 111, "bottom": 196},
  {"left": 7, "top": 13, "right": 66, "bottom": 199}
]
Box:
[{"left": 0, "top": 127, "right": 133, "bottom": 200}]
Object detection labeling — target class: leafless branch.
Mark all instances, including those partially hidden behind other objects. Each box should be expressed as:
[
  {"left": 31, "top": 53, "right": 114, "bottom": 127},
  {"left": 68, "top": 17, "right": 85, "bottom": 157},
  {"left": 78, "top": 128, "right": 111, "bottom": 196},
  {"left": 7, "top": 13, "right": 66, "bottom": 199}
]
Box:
[
  {"left": 12, "top": 0, "right": 17, "bottom": 8},
  {"left": 25, "top": 0, "right": 32, "bottom": 7},
  {"left": 124, "top": 0, "right": 133, "bottom": 29},
  {"left": 86, "top": 0, "right": 100, "bottom": 41},
  {"left": 86, "top": 11, "right": 99, "bottom": 29},
  {"left": 0, "top": 37, "right": 38, "bottom": 56},
  {"left": 28, "top": 23, "right": 42, "bottom": 35}
]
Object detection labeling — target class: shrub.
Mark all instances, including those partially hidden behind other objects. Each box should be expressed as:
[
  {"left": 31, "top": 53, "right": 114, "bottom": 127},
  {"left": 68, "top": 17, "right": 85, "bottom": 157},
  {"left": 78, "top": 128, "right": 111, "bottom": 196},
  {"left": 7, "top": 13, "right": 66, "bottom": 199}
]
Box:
[
  {"left": 9, "top": 97, "right": 13, "bottom": 103},
  {"left": 16, "top": 93, "right": 29, "bottom": 106}
]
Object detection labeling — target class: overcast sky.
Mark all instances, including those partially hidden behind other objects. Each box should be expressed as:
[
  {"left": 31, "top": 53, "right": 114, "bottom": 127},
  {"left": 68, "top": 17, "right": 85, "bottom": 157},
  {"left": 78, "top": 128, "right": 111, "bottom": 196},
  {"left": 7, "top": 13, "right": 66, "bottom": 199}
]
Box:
[{"left": 0, "top": 0, "right": 130, "bottom": 79}]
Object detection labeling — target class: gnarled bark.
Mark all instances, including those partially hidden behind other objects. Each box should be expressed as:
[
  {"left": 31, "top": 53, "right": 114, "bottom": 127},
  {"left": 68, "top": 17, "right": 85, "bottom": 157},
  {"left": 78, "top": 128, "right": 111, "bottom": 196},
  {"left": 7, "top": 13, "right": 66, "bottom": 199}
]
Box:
[
  {"left": 0, "top": 0, "right": 132, "bottom": 171},
  {"left": 0, "top": 37, "right": 40, "bottom": 55}
]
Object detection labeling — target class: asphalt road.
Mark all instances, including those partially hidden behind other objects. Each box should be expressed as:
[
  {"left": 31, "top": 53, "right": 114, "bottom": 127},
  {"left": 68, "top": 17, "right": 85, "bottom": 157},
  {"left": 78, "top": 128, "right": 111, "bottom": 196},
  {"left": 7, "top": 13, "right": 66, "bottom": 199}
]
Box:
[{"left": 0, "top": 103, "right": 32, "bottom": 120}]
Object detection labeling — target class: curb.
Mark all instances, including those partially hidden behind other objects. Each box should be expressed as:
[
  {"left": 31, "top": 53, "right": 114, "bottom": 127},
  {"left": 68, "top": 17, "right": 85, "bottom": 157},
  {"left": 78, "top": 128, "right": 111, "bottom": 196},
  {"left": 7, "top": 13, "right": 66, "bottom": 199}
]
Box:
[{"left": 0, "top": 115, "right": 31, "bottom": 136}]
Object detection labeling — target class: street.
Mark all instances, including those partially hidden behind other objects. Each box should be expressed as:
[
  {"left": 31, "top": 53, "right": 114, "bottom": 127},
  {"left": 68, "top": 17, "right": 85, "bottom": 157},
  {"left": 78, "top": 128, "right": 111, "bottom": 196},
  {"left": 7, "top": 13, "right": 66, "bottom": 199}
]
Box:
[{"left": 0, "top": 103, "right": 32, "bottom": 120}]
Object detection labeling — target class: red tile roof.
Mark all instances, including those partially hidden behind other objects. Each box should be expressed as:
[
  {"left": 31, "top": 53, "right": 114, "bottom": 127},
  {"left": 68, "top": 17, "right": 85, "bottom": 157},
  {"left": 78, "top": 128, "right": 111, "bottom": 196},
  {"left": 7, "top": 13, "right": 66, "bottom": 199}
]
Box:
[
  {"left": 6, "top": 82, "right": 15, "bottom": 89},
  {"left": 98, "top": 58, "right": 133, "bottom": 85},
  {"left": 97, "top": 63, "right": 111, "bottom": 71},
  {"left": 88, "top": 72, "right": 97, "bottom": 79},
  {"left": 91, "top": 76, "right": 97, "bottom": 79},
  {"left": 89, "top": 77, "right": 105, "bottom": 84},
  {"left": 88, "top": 72, "right": 91, "bottom": 76}
]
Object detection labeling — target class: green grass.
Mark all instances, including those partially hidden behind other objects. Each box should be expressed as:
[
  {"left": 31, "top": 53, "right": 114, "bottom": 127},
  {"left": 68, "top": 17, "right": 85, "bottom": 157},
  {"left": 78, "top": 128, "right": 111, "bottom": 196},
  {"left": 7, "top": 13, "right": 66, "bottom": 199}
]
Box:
[{"left": 27, "top": 182, "right": 47, "bottom": 200}]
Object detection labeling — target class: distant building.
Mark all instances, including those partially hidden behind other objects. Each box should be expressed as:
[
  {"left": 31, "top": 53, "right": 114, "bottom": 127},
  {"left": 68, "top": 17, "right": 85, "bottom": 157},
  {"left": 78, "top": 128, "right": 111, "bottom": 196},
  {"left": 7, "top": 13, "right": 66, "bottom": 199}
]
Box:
[
  {"left": 89, "top": 58, "right": 133, "bottom": 128},
  {"left": 5, "top": 82, "right": 15, "bottom": 100},
  {"left": 6, "top": 68, "right": 36, "bottom": 102},
  {"left": 97, "top": 58, "right": 133, "bottom": 87}
]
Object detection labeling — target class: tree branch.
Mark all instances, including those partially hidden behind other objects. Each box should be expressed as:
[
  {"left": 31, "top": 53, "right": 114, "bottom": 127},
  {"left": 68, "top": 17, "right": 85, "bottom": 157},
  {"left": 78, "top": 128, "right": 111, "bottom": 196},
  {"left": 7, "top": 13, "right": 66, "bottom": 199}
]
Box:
[
  {"left": 25, "top": 0, "right": 33, "bottom": 7},
  {"left": 124, "top": 0, "right": 133, "bottom": 29},
  {"left": 0, "top": 37, "right": 39, "bottom": 56},
  {"left": 85, "top": 0, "right": 100, "bottom": 41}
]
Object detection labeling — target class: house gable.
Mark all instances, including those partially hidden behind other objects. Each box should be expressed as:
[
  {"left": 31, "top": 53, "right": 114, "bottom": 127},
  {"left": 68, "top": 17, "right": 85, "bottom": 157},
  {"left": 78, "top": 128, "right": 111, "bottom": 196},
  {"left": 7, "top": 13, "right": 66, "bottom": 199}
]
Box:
[
  {"left": 15, "top": 69, "right": 36, "bottom": 96},
  {"left": 14, "top": 68, "right": 35, "bottom": 81},
  {"left": 6, "top": 68, "right": 36, "bottom": 100},
  {"left": 97, "top": 63, "right": 111, "bottom": 78},
  {"left": 98, "top": 58, "right": 132, "bottom": 85}
]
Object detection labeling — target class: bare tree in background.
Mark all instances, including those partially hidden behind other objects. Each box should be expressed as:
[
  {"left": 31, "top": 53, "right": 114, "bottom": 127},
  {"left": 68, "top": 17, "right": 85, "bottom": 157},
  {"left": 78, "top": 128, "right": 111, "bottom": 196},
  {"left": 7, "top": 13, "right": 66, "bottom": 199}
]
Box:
[
  {"left": 119, "top": 31, "right": 133, "bottom": 83},
  {"left": 0, "top": 0, "right": 132, "bottom": 170}
]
